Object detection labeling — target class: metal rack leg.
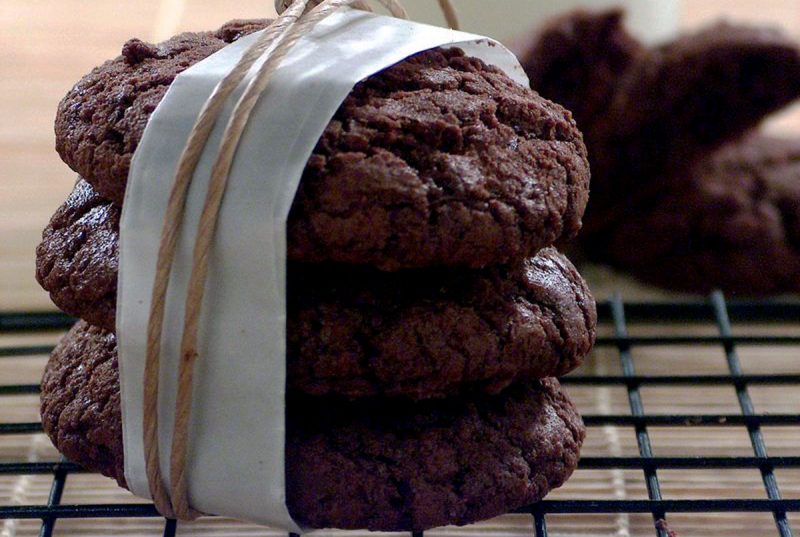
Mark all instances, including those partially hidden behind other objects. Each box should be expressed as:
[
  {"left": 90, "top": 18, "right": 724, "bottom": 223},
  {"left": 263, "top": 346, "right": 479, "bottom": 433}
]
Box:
[
  {"left": 39, "top": 457, "right": 69, "bottom": 537},
  {"left": 711, "top": 291, "right": 794, "bottom": 537},
  {"left": 611, "top": 294, "right": 670, "bottom": 537}
]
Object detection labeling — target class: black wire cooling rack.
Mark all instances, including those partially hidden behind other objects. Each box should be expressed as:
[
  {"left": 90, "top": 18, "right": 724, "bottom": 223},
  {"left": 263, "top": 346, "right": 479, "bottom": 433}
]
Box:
[{"left": 1, "top": 291, "right": 800, "bottom": 537}]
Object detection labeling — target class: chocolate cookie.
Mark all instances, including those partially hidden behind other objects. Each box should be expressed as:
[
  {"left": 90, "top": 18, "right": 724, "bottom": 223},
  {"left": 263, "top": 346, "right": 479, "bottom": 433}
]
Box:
[
  {"left": 36, "top": 180, "right": 596, "bottom": 399},
  {"left": 520, "top": 9, "right": 644, "bottom": 136},
  {"left": 41, "top": 321, "right": 585, "bottom": 530},
  {"left": 522, "top": 11, "right": 800, "bottom": 237},
  {"left": 55, "top": 21, "right": 590, "bottom": 271},
  {"left": 520, "top": 10, "right": 800, "bottom": 294},
  {"left": 596, "top": 135, "right": 800, "bottom": 294},
  {"left": 35, "top": 180, "right": 120, "bottom": 332}
]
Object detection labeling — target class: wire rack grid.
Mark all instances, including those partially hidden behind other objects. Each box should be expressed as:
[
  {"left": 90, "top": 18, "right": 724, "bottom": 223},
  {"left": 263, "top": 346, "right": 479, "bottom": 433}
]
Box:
[{"left": 1, "top": 291, "right": 799, "bottom": 537}]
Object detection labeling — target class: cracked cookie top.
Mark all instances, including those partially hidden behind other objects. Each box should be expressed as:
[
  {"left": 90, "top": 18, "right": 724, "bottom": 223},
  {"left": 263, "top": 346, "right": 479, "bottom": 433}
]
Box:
[{"left": 55, "top": 20, "right": 590, "bottom": 270}]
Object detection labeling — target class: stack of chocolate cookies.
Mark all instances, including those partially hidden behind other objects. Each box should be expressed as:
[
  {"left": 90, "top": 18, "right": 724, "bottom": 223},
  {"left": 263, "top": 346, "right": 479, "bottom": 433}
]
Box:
[{"left": 36, "top": 20, "right": 596, "bottom": 530}]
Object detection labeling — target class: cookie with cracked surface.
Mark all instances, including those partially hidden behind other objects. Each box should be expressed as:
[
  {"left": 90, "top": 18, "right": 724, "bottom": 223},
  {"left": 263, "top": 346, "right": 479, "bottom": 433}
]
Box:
[
  {"left": 41, "top": 321, "right": 584, "bottom": 530},
  {"left": 289, "top": 246, "right": 595, "bottom": 398},
  {"left": 594, "top": 135, "right": 800, "bottom": 295},
  {"left": 55, "top": 21, "right": 590, "bottom": 270},
  {"left": 35, "top": 180, "right": 119, "bottom": 332},
  {"left": 54, "top": 19, "right": 270, "bottom": 206},
  {"left": 36, "top": 179, "right": 596, "bottom": 399}
]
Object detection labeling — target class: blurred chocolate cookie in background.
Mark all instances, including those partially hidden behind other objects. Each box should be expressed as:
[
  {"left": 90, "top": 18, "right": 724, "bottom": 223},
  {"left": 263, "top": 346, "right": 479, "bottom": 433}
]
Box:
[{"left": 518, "top": 9, "right": 800, "bottom": 295}]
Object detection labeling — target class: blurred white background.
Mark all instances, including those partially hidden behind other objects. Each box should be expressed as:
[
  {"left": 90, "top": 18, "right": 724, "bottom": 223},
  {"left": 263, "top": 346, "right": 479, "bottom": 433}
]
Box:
[{"left": 397, "top": 0, "right": 679, "bottom": 43}]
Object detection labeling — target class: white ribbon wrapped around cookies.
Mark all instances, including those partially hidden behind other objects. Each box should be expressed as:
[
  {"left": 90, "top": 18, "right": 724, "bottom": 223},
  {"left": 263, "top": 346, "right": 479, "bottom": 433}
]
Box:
[{"left": 117, "top": 5, "right": 527, "bottom": 528}]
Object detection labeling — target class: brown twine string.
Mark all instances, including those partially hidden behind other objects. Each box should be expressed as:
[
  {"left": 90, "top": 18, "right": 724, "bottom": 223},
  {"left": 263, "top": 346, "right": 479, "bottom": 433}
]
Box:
[
  {"left": 166, "top": 0, "right": 410, "bottom": 521},
  {"left": 142, "top": 0, "right": 459, "bottom": 522},
  {"left": 437, "top": 0, "right": 460, "bottom": 29},
  {"left": 143, "top": 0, "right": 311, "bottom": 519}
]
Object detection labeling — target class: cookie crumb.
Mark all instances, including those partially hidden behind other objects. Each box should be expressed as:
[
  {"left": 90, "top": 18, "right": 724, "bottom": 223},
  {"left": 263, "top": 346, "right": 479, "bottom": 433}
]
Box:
[
  {"left": 122, "top": 38, "right": 159, "bottom": 65},
  {"left": 656, "top": 519, "right": 678, "bottom": 536}
]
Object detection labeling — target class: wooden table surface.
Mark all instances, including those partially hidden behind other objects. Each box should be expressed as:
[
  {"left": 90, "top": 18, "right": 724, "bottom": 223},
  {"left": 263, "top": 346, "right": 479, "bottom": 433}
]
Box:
[{"left": 2, "top": 0, "right": 800, "bottom": 310}]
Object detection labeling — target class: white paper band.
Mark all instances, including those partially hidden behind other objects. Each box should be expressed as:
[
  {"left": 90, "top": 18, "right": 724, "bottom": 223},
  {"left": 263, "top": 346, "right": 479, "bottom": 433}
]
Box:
[{"left": 118, "top": 8, "right": 527, "bottom": 529}]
